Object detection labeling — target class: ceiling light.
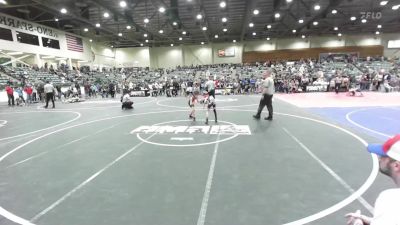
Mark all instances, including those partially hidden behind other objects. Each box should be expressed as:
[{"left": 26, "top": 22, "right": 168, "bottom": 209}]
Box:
[
  {"left": 144, "top": 18, "right": 149, "bottom": 23},
  {"left": 201, "top": 42, "right": 205, "bottom": 45},
  {"left": 313, "top": 21, "right": 318, "bottom": 26},
  {"left": 393, "top": 5, "right": 400, "bottom": 10},
  {"left": 170, "top": 44, "right": 174, "bottom": 47},
  {"left": 60, "top": 8, "right": 67, "bottom": 14},
  {"left": 249, "top": 23, "right": 254, "bottom": 27},
  {"left": 267, "top": 24, "right": 272, "bottom": 29},
  {"left": 119, "top": 1, "right": 127, "bottom": 7},
  {"left": 219, "top": 1, "right": 226, "bottom": 8},
  {"left": 179, "top": 37, "right": 183, "bottom": 40},
  {"left": 361, "top": 19, "right": 367, "bottom": 23},
  {"left": 298, "top": 19, "right": 304, "bottom": 23},
  {"left": 173, "top": 22, "right": 178, "bottom": 26},
  {"left": 266, "top": 37, "right": 270, "bottom": 40},
  {"left": 145, "top": 39, "right": 149, "bottom": 43},
  {"left": 54, "top": 18, "right": 59, "bottom": 22},
  {"left": 314, "top": 5, "right": 320, "bottom": 10},
  {"left": 233, "top": 40, "right": 236, "bottom": 43},
  {"left": 103, "top": 12, "right": 109, "bottom": 18},
  {"left": 302, "top": 35, "right": 306, "bottom": 39},
  {"left": 331, "top": 9, "right": 337, "bottom": 14},
  {"left": 214, "top": 34, "right": 219, "bottom": 38},
  {"left": 159, "top": 7, "right": 166, "bottom": 13},
  {"left": 334, "top": 27, "right": 338, "bottom": 30},
  {"left": 140, "top": 43, "right": 144, "bottom": 46},
  {"left": 252, "top": 32, "right": 256, "bottom": 36},
  {"left": 202, "top": 26, "right": 207, "bottom": 31},
  {"left": 144, "top": 33, "right": 148, "bottom": 37},
  {"left": 338, "top": 33, "right": 342, "bottom": 37},
  {"left": 118, "top": 33, "right": 122, "bottom": 36},
  {"left": 380, "top": 1, "right": 388, "bottom": 6},
  {"left": 377, "top": 24, "right": 382, "bottom": 29},
  {"left": 350, "top": 16, "right": 356, "bottom": 21},
  {"left": 292, "top": 29, "right": 296, "bottom": 33},
  {"left": 376, "top": 31, "right": 380, "bottom": 34},
  {"left": 197, "top": 14, "right": 203, "bottom": 20},
  {"left": 159, "top": 29, "right": 164, "bottom": 34},
  {"left": 253, "top": 9, "right": 259, "bottom": 15},
  {"left": 222, "top": 17, "right": 227, "bottom": 23},
  {"left": 111, "top": 45, "right": 114, "bottom": 48},
  {"left": 89, "top": 39, "right": 92, "bottom": 42},
  {"left": 223, "top": 28, "right": 228, "bottom": 32},
  {"left": 0, "top": 0, "right": 7, "bottom": 4},
  {"left": 287, "top": 0, "right": 293, "bottom": 2},
  {"left": 126, "top": 25, "right": 131, "bottom": 29},
  {"left": 274, "top": 13, "right": 280, "bottom": 18},
  {"left": 96, "top": 23, "right": 100, "bottom": 27},
  {"left": 7, "top": 52, "right": 23, "bottom": 55},
  {"left": 84, "top": 28, "right": 88, "bottom": 32},
  {"left": 182, "top": 31, "right": 187, "bottom": 35}
]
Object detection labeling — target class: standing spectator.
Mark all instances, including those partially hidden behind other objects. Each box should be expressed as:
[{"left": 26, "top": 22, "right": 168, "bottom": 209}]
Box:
[
  {"left": 24, "top": 85, "right": 33, "bottom": 104},
  {"left": 5, "top": 84, "right": 14, "bottom": 106},
  {"left": 346, "top": 134, "right": 400, "bottom": 225},
  {"left": 15, "top": 87, "right": 25, "bottom": 105},
  {"left": 335, "top": 75, "right": 342, "bottom": 94},
  {"left": 253, "top": 70, "right": 275, "bottom": 121},
  {"left": 56, "top": 85, "right": 62, "bottom": 100},
  {"left": 44, "top": 81, "right": 55, "bottom": 108},
  {"left": 32, "top": 85, "right": 38, "bottom": 102}
]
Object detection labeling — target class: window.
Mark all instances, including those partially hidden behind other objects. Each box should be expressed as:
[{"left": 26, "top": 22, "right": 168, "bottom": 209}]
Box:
[
  {"left": 388, "top": 40, "right": 400, "bottom": 49},
  {"left": 42, "top": 37, "right": 60, "bottom": 49},
  {"left": 0, "top": 27, "right": 13, "bottom": 41},
  {"left": 16, "top": 31, "right": 39, "bottom": 46}
]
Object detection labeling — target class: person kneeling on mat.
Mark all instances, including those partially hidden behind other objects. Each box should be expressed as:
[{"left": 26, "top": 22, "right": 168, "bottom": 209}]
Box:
[{"left": 121, "top": 91, "right": 133, "bottom": 109}]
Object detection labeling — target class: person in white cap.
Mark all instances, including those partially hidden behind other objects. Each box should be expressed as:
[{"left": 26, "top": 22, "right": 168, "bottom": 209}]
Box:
[{"left": 346, "top": 134, "right": 400, "bottom": 225}]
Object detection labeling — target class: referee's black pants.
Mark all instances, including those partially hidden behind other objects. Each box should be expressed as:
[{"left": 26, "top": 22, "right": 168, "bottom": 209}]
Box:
[
  {"left": 256, "top": 94, "right": 273, "bottom": 119},
  {"left": 45, "top": 93, "right": 55, "bottom": 108},
  {"left": 208, "top": 89, "right": 215, "bottom": 99}
]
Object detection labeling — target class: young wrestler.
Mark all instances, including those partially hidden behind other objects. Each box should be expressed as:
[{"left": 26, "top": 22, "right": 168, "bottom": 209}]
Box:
[
  {"left": 201, "top": 91, "right": 217, "bottom": 125},
  {"left": 188, "top": 92, "right": 198, "bottom": 121}
]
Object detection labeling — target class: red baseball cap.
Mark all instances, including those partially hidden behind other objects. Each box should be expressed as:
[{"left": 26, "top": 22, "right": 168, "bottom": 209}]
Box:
[{"left": 367, "top": 134, "right": 400, "bottom": 161}]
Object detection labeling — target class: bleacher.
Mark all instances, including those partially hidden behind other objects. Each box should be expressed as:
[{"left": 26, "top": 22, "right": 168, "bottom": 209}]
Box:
[{"left": 4, "top": 67, "right": 65, "bottom": 85}]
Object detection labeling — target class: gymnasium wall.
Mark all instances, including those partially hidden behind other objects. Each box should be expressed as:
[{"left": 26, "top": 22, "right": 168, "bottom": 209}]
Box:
[
  {"left": 243, "top": 45, "right": 384, "bottom": 62},
  {"left": 0, "top": 13, "right": 92, "bottom": 66}
]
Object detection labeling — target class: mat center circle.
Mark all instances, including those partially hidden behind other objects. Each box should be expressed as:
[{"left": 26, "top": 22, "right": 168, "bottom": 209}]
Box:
[{"left": 133, "top": 119, "right": 251, "bottom": 147}]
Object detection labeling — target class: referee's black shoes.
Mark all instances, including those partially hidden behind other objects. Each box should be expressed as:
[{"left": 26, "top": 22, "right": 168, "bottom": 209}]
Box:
[
  {"left": 264, "top": 117, "right": 273, "bottom": 121},
  {"left": 253, "top": 115, "right": 260, "bottom": 120}
]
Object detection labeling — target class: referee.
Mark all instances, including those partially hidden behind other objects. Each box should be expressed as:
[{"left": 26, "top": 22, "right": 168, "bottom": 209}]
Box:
[
  {"left": 44, "top": 80, "right": 55, "bottom": 108},
  {"left": 205, "top": 75, "right": 215, "bottom": 98},
  {"left": 253, "top": 70, "right": 274, "bottom": 121}
]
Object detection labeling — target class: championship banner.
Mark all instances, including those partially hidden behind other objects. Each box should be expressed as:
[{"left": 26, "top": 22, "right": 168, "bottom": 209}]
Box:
[{"left": 319, "top": 52, "right": 359, "bottom": 62}]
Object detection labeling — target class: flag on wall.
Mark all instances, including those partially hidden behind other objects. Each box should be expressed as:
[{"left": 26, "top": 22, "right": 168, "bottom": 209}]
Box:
[{"left": 66, "top": 34, "right": 83, "bottom": 52}]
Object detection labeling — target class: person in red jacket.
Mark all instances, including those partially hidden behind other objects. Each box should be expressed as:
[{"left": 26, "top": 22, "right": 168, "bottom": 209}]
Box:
[
  {"left": 5, "top": 84, "right": 14, "bottom": 106},
  {"left": 24, "top": 85, "right": 33, "bottom": 104}
]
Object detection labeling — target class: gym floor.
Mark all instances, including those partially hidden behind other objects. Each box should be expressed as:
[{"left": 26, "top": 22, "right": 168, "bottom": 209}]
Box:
[{"left": 0, "top": 92, "right": 399, "bottom": 225}]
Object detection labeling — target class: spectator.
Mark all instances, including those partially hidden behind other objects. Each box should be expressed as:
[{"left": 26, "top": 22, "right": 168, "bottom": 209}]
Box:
[
  {"left": 5, "top": 84, "right": 14, "bottom": 106},
  {"left": 346, "top": 134, "right": 400, "bottom": 225},
  {"left": 24, "top": 85, "right": 33, "bottom": 104}
]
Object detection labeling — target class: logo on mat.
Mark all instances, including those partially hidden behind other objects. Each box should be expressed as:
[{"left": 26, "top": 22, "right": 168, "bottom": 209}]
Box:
[{"left": 130, "top": 125, "right": 251, "bottom": 135}]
